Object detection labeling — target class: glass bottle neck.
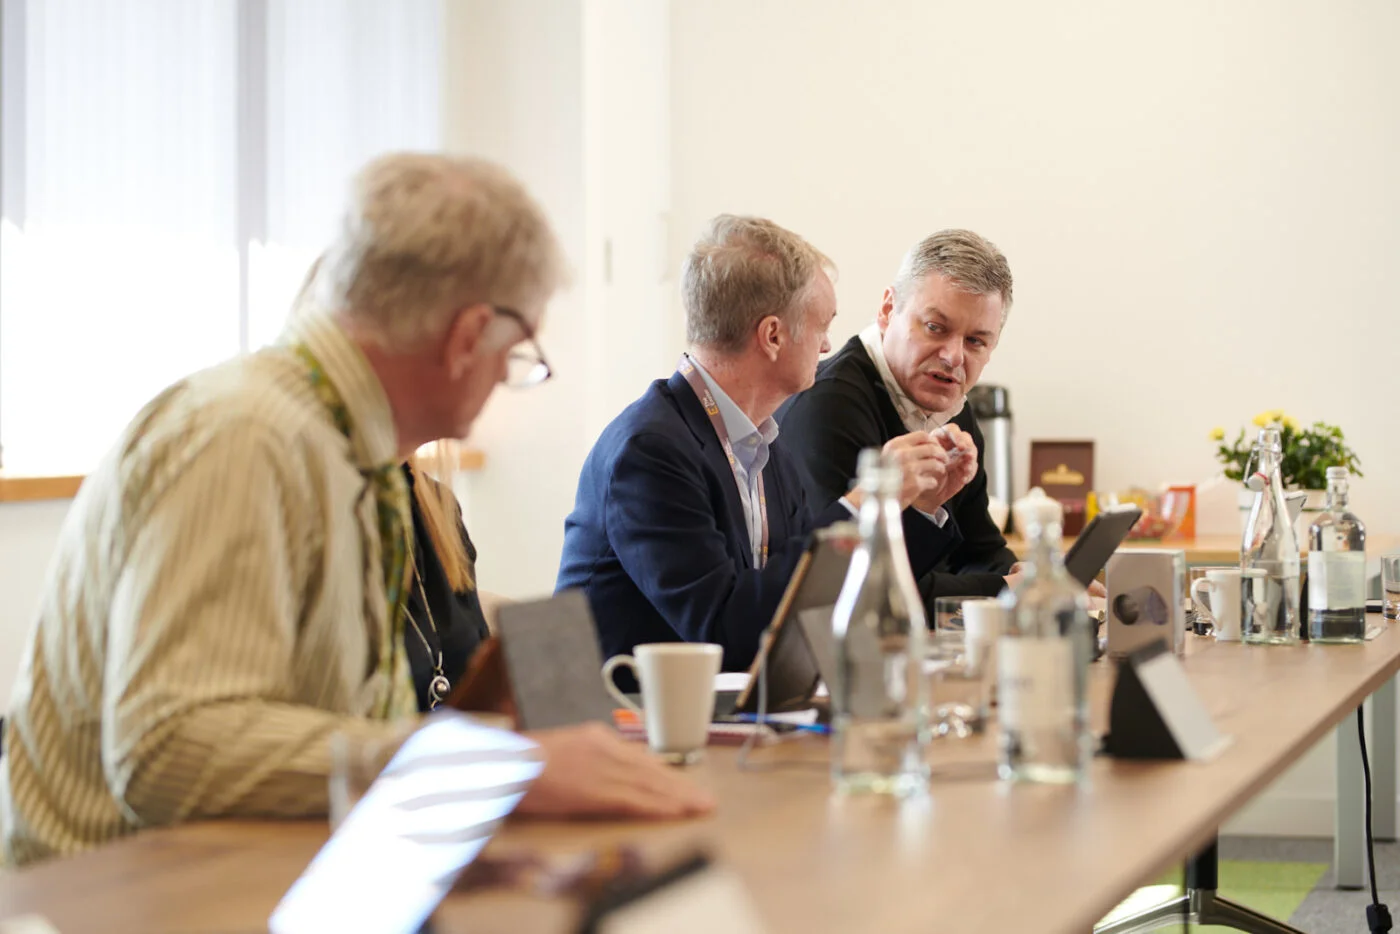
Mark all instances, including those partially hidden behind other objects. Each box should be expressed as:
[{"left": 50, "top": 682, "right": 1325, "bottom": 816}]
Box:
[
  {"left": 1257, "top": 447, "right": 1282, "bottom": 478},
  {"left": 1326, "top": 479, "right": 1350, "bottom": 511},
  {"left": 1022, "top": 521, "right": 1065, "bottom": 578},
  {"left": 858, "top": 484, "right": 904, "bottom": 545}
]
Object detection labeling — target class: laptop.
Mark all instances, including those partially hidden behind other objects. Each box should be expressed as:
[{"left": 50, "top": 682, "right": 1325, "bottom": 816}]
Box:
[{"left": 269, "top": 712, "right": 544, "bottom": 934}]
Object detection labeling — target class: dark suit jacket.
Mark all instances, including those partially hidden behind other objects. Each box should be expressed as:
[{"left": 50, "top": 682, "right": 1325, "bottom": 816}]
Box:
[
  {"left": 557, "top": 370, "right": 961, "bottom": 675},
  {"left": 777, "top": 336, "right": 1017, "bottom": 601}
]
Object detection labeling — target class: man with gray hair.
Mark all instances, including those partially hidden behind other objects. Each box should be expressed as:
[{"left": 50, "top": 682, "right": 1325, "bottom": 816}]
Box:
[
  {"left": 558, "top": 216, "right": 974, "bottom": 674},
  {"left": 779, "top": 229, "right": 1032, "bottom": 602},
  {"left": 0, "top": 153, "right": 712, "bottom": 867}
]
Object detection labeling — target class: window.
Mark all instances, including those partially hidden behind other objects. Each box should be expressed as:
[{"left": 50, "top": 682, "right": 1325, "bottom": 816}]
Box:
[{"left": 0, "top": 0, "right": 440, "bottom": 475}]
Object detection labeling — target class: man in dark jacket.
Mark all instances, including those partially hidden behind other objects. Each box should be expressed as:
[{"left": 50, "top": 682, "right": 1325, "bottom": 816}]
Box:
[{"left": 779, "top": 229, "right": 1021, "bottom": 603}]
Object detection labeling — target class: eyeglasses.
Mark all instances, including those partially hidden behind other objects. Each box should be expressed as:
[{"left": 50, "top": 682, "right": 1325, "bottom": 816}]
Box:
[{"left": 492, "top": 307, "right": 552, "bottom": 389}]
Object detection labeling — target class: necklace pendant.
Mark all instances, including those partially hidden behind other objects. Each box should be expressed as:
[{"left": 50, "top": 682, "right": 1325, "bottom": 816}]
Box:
[{"left": 429, "top": 674, "right": 452, "bottom": 707}]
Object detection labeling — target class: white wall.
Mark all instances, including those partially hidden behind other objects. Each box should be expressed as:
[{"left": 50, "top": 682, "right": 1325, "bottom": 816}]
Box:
[
  {"left": 668, "top": 0, "right": 1399, "bottom": 838},
  {"left": 582, "top": 0, "right": 675, "bottom": 442},
  {"left": 670, "top": 0, "right": 1400, "bottom": 529},
  {"left": 440, "top": 0, "right": 588, "bottom": 600},
  {"left": 440, "top": 0, "right": 671, "bottom": 599},
  {"left": 0, "top": 500, "right": 69, "bottom": 705}
]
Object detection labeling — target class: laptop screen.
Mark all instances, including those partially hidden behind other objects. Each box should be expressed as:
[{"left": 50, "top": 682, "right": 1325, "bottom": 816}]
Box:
[{"left": 270, "top": 712, "right": 544, "bottom": 934}]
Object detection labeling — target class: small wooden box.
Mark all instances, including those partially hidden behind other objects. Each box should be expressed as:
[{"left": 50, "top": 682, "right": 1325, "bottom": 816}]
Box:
[{"left": 1029, "top": 440, "right": 1095, "bottom": 535}]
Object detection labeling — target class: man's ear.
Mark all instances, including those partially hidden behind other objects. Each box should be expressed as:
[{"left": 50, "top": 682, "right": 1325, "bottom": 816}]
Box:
[
  {"left": 877, "top": 287, "right": 897, "bottom": 334},
  {"left": 756, "top": 315, "right": 784, "bottom": 362},
  {"left": 442, "top": 304, "right": 494, "bottom": 380}
]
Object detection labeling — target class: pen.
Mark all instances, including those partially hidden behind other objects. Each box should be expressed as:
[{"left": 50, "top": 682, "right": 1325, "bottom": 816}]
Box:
[{"left": 725, "top": 713, "right": 831, "bottom": 735}]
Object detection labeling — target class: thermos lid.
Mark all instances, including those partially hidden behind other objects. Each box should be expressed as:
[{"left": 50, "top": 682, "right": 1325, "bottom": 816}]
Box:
[{"left": 967, "top": 384, "right": 1010, "bottom": 419}]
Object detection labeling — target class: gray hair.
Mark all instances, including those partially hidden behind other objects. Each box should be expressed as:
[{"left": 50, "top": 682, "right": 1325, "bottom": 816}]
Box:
[
  {"left": 314, "top": 152, "right": 566, "bottom": 350},
  {"left": 892, "top": 229, "right": 1013, "bottom": 320},
  {"left": 682, "top": 214, "right": 834, "bottom": 354}
]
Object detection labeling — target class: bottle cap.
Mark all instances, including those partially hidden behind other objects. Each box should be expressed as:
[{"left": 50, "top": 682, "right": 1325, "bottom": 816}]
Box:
[{"left": 1326, "top": 466, "right": 1349, "bottom": 481}]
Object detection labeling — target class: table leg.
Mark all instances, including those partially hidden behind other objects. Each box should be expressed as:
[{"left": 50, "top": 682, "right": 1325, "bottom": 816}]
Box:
[
  {"left": 1374, "top": 676, "right": 1397, "bottom": 842},
  {"left": 1335, "top": 712, "right": 1365, "bottom": 890}
]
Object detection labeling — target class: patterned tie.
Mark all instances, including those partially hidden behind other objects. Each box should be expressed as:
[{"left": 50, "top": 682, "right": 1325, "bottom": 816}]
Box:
[{"left": 295, "top": 346, "right": 415, "bottom": 718}]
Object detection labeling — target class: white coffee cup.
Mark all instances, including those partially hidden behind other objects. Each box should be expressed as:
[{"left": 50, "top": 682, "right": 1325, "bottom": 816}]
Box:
[
  {"left": 602, "top": 643, "right": 722, "bottom": 764},
  {"left": 1192, "top": 569, "right": 1266, "bottom": 642}
]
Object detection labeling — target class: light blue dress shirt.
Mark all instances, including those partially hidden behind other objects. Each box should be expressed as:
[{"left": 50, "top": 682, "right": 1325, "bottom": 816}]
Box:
[{"left": 689, "top": 358, "right": 779, "bottom": 566}]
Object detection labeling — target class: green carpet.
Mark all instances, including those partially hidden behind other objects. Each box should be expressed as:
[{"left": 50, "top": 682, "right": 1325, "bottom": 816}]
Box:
[{"left": 1098, "top": 859, "right": 1330, "bottom": 929}]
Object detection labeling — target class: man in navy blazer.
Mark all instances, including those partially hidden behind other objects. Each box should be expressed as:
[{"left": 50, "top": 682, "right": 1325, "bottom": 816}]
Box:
[{"left": 557, "top": 215, "right": 978, "bottom": 675}]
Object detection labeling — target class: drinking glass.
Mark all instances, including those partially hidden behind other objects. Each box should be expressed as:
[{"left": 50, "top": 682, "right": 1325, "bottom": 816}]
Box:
[
  {"left": 925, "top": 597, "right": 999, "bottom": 738},
  {"left": 1383, "top": 554, "right": 1400, "bottom": 621}
]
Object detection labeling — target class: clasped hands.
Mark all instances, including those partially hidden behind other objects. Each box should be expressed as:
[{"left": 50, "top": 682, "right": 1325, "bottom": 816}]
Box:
[{"left": 880, "top": 424, "right": 979, "bottom": 514}]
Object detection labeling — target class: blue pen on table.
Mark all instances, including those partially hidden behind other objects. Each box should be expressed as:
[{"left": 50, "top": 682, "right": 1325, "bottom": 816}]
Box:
[{"left": 724, "top": 713, "right": 831, "bottom": 735}]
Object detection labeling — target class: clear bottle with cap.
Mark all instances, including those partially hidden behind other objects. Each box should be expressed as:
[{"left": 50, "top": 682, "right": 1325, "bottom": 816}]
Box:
[
  {"left": 829, "top": 449, "right": 930, "bottom": 796},
  {"left": 1240, "top": 427, "right": 1301, "bottom": 644},
  {"left": 1307, "top": 466, "right": 1367, "bottom": 643},
  {"left": 996, "top": 488, "right": 1093, "bottom": 784}
]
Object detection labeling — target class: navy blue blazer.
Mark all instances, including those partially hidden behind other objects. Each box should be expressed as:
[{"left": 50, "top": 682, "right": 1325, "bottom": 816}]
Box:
[{"left": 557, "top": 371, "right": 963, "bottom": 675}]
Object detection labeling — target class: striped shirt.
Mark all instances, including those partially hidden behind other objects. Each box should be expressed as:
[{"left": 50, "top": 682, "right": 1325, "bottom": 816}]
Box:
[{"left": 0, "top": 310, "right": 418, "bottom": 867}]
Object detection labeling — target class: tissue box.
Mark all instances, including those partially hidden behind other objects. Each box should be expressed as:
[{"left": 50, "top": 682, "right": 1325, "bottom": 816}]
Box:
[{"left": 1106, "top": 549, "right": 1186, "bottom": 659}]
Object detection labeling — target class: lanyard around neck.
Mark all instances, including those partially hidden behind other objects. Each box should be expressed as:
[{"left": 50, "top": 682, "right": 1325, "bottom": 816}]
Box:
[{"left": 678, "top": 355, "right": 769, "bottom": 569}]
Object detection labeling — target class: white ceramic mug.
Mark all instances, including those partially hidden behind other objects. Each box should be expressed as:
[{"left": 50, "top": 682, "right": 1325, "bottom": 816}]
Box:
[
  {"left": 602, "top": 643, "right": 722, "bottom": 764},
  {"left": 1191, "top": 569, "right": 1266, "bottom": 642}
]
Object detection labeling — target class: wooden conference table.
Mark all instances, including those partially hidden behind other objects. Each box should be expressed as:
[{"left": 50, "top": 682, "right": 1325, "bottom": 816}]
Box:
[
  {"left": 1009, "top": 531, "right": 1400, "bottom": 887},
  {"left": 3, "top": 614, "right": 1399, "bottom": 933}
]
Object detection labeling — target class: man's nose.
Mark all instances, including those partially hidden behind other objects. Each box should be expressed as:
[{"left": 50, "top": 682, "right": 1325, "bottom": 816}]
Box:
[{"left": 935, "top": 337, "right": 964, "bottom": 371}]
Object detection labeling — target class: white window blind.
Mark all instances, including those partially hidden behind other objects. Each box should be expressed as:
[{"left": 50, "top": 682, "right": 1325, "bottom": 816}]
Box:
[
  {"left": 250, "top": 0, "right": 441, "bottom": 349},
  {"left": 0, "top": 0, "right": 440, "bottom": 475}
]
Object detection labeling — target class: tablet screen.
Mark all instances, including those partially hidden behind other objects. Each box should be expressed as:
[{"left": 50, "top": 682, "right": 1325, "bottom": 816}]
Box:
[
  {"left": 1063, "top": 506, "right": 1143, "bottom": 589},
  {"left": 735, "top": 526, "right": 855, "bottom": 713},
  {"left": 270, "top": 712, "right": 544, "bottom": 934}
]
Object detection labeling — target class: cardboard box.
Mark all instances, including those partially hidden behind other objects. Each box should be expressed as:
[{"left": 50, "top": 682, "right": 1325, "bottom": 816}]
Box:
[{"left": 1029, "top": 440, "right": 1095, "bottom": 535}]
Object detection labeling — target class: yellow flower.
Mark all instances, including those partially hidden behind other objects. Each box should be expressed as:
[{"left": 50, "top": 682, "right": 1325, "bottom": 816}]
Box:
[
  {"left": 1252, "top": 411, "right": 1271, "bottom": 428},
  {"left": 1253, "top": 409, "right": 1286, "bottom": 428},
  {"left": 1209, "top": 426, "right": 1225, "bottom": 441},
  {"left": 1282, "top": 415, "right": 1299, "bottom": 431}
]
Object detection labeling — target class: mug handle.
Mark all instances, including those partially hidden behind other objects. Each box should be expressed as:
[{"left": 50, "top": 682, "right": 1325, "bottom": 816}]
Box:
[
  {"left": 1191, "top": 577, "right": 1214, "bottom": 612},
  {"left": 600, "top": 655, "right": 643, "bottom": 713}
]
